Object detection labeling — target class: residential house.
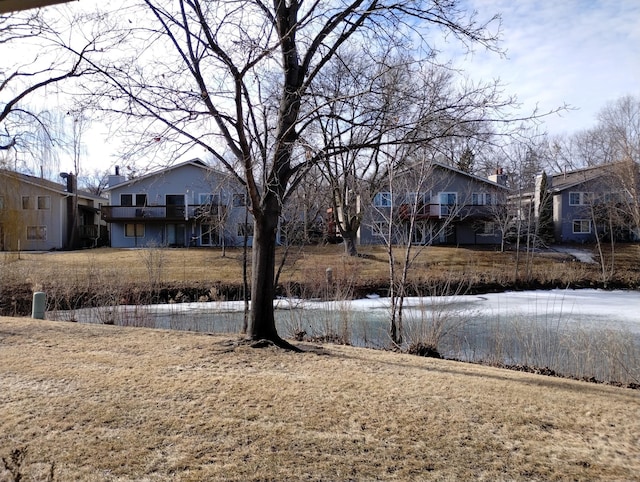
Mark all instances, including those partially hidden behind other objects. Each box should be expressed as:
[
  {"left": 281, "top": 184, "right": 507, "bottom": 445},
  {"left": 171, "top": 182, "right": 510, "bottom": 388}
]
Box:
[
  {"left": 534, "top": 162, "right": 640, "bottom": 243},
  {"left": 102, "top": 159, "right": 252, "bottom": 248},
  {"left": 359, "top": 162, "right": 510, "bottom": 246},
  {"left": 0, "top": 169, "right": 106, "bottom": 251}
]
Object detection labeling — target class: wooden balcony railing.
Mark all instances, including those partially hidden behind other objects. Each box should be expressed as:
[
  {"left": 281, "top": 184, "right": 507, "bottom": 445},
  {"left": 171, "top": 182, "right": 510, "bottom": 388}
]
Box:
[
  {"left": 101, "top": 204, "right": 226, "bottom": 222},
  {"left": 398, "top": 203, "right": 453, "bottom": 220},
  {"left": 78, "top": 224, "right": 99, "bottom": 239},
  {"left": 398, "top": 203, "right": 495, "bottom": 220}
]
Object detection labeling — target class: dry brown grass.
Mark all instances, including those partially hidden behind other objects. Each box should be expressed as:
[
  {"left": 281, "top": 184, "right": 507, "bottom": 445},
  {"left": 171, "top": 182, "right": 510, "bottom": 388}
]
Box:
[
  {"left": 2, "top": 243, "right": 624, "bottom": 289},
  {"left": 1, "top": 317, "right": 639, "bottom": 481}
]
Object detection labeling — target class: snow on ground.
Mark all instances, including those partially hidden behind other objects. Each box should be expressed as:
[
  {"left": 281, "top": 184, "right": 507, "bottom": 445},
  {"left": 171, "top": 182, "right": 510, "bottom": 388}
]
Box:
[
  {"left": 94, "top": 288, "right": 640, "bottom": 333},
  {"left": 551, "top": 246, "right": 597, "bottom": 263}
]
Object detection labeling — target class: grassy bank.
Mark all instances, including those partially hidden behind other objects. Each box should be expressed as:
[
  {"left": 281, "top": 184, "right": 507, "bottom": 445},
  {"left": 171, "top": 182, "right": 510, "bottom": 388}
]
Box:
[
  {"left": 2, "top": 244, "right": 640, "bottom": 316},
  {"left": 1, "top": 317, "right": 639, "bottom": 481}
]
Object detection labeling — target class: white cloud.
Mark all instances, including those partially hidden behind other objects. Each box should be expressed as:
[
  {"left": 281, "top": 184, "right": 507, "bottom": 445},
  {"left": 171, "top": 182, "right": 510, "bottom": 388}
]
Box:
[{"left": 443, "top": 0, "right": 640, "bottom": 135}]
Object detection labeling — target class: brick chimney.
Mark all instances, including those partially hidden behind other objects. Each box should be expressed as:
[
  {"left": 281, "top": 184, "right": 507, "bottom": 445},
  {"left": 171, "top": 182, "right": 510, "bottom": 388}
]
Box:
[{"left": 489, "top": 167, "right": 508, "bottom": 186}]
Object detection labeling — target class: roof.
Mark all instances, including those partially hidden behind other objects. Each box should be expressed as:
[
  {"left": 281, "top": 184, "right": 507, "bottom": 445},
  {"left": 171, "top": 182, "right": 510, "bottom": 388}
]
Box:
[
  {"left": 0, "top": 0, "right": 75, "bottom": 13},
  {"left": 0, "top": 169, "right": 105, "bottom": 201},
  {"left": 397, "top": 160, "right": 510, "bottom": 191},
  {"left": 104, "top": 158, "right": 233, "bottom": 191},
  {"left": 548, "top": 163, "right": 621, "bottom": 192}
]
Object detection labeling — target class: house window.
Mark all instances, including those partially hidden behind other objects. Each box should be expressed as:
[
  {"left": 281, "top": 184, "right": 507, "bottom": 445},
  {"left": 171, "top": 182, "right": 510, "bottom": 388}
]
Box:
[
  {"left": 373, "top": 192, "right": 392, "bottom": 208},
  {"left": 479, "top": 221, "right": 496, "bottom": 235},
  {"left": 26, "top": 226, "right": 47, "bottom": 240},
  {"left": 232, "top": 193, "right": 246, "bottom": 207},
  {"left": 237, "top": 223, "right": 253, "bottom": 237},
  {"left": 37, "top": 196, "right": 50, "bottom": 210},
  {"left": 201, "top": 224, "right": 217, "bottom": 245},
  {"left": 472, "top": 193, "right": 492, "bottom": 205},
  {"left": 200, "top": 193, "right": 220, "bottom": 205},
  {"left": 572, "top": 219, "right": 591, "bottom": 234},
  {"left": 604, "top": 192, "right": 624, "bottom": 203},
  {"left": 372, "top": 221, "right": 388, "bottom": 237},
  {"left": 0, "top": 196, "right": 4, "bottom": 210},
  {"left": 121, "top": 194, "right": 147, "bottom": 207},
  {"left": 569, "top": 192, "right": 591, "bottom": 206},
  {"left": 124, "top": 223, "right": 145, "bottom": 238},
  {"left": 22, "top": 196, "right": 32, "bottom": 210},
  {"left": 407, "top": 192, "right": 428, "bottom": 205},
  {"left": 439, "top": 192, "right": 457, "bottom": 216}
]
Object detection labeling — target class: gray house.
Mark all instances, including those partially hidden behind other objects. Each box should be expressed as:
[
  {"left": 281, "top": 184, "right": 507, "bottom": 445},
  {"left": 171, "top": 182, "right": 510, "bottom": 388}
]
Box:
[
  {"left": 535, "top": 162, "right": 640, "bottom": 243},
  {"left": 359, "top": 162, "right": 509, "bottom": 246},
  {"left": 0, "top": 169, "right": 106, "bottom": 251},
  {"left": 102, "top": 159, "right": 252, "bottom": 248}
]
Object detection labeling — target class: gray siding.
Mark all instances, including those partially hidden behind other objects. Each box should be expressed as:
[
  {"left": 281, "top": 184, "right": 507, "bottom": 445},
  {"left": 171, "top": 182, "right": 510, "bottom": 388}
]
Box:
[
  {"left": 106, "top": 162, "right": 252, "bottom": 248},
  {"left": 359, "top": 165, "right": 507, "bottom": 246}
]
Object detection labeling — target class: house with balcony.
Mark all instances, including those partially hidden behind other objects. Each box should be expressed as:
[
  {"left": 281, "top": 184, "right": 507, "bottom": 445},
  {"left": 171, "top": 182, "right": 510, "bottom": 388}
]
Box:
[
  {"left": 0, "top": 169, "right": 106, "bottom": 251},
  {"left": 358, "top": 162, "right": 509, "bottom": 246},
  {"left": 534, "top": 161, "right": 640, "bottom": 243},
  {"left": 102, "top": 159, "right": 252, "bottom": 248}
]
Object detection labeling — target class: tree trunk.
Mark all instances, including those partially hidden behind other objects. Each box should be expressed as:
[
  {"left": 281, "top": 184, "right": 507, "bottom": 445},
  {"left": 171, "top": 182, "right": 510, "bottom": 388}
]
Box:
[
  {"left": 342, "top": 232, "right": 358, "bottom": 257},
  {"left": 246, "top": 199, "right": 299, "bottom": 350},
  {"left": 247, "top": 214, "right": 278, "bottom": 340}
]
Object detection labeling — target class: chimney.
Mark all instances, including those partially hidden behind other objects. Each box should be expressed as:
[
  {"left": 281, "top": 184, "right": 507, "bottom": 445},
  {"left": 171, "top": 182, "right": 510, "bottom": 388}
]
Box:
[
  {"left": 108, "top": 165, "right": 126, "bottom": 188},
  {"left": 489, "top": 167, "right": 508, "bottom": 186},
  {"left": 67, "top": 173, "right": 76, "bottom": 193},
  {"left": 59, "top": 172, "right": 76, "bottom": 193}
]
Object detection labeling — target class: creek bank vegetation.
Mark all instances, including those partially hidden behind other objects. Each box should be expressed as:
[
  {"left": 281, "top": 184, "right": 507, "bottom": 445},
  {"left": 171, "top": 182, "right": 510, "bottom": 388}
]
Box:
[
  {"left": 2, "top": 245, "right": 640, "bottom": 387},
  {"left": 2, "top": 244, "right": 640, "bottom": 318}
]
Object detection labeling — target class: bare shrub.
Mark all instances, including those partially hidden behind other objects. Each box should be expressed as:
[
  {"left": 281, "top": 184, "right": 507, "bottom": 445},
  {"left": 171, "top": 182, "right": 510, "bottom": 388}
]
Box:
[
  {"left": 466, "top": 306, "right": 640, "bottom": 386},
  {"left": 403, "top": 276, "right": 475, "bottom": 356},
  {"left": 562, "top": 326, "right": 640, "bottom": 385},
  {"left": 139, "top": 244, "right": 166, "bottom": 301}
]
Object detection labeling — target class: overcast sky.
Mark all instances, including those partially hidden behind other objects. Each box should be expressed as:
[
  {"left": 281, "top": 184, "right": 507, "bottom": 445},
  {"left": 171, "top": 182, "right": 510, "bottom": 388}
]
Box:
[{"left": 59, "top": 0, "right": 640, "bottom": 175}]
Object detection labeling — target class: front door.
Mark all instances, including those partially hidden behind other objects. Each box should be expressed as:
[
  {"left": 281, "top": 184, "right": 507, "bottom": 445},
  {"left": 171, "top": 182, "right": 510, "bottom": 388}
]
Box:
[{"left": 166, "top": 223, "right": 186, "bottom": 246}]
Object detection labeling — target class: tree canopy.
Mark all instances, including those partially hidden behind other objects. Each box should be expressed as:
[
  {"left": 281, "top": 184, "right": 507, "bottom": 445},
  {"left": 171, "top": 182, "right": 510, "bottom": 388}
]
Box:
[{"left": 70, "top": 0, "right": 517, "bottom": 346}]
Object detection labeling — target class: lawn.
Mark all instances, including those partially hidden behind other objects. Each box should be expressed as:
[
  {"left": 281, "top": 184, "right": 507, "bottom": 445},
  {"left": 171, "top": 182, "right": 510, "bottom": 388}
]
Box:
[
  {"left": 0, "top": 243, "right": 622, "bottom": 289},
  {"left": 1, "top": 316, "right": 639, "bottom": 481},
  {"left": 4, "top": 243, "right": 640, "bottom": 318}
]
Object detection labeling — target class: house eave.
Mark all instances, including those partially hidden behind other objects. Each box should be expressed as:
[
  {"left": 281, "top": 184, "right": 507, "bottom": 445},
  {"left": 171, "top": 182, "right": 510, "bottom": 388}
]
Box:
[{"left": 0, "top": 0, "right": 76, "bottom": 13}]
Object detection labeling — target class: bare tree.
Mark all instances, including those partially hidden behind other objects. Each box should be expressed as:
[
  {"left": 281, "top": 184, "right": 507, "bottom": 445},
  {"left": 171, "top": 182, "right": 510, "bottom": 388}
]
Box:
[
  {"left": 78, "top": 0, "right": 509, "bottom": 347},
  {"left": 597, "top": 95, "right": 640, "bottom": 164},
  {"left": 596, "top": 97, "right": 640, "bottom": 241},
  {"left": 491, "top": 138, "right": 542, "bottom": 278},
  {"left": 79, "top": 167, "right": 111, "bottom": 195},
  {"left": 0, "top": 7, "right": 104, "bottom": 172},
  {"left": 310, "top": 48, "right": 396, "bottom": 257},
  {"left": 313, "top": 50, "right": 516, "bottom": 257},
  {"left": 368, "top": 147, "right": 497, "bottom": 346}
]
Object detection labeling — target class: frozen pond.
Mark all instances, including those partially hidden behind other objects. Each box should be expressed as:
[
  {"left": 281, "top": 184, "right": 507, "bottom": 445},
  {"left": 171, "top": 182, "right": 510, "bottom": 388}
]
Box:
[
  {"left": 50, "top": 288, "right": 640, "bottom": 335},
  {"left": 49, "top": 288, "right": 640, "bottom": 383}
]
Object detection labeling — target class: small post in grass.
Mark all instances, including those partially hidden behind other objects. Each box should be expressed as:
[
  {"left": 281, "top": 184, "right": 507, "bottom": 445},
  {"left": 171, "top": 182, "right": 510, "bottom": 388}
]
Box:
[{"left": 32, "top": 291, "right": 46, "bottom": 319}]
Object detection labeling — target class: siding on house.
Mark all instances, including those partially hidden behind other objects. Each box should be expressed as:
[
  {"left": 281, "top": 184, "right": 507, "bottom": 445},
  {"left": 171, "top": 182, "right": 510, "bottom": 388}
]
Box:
[
  {"left": 358, "top": 163, "right": 509, "bottom": 246},
  {"left": 541, "top": 162, "right": 638, "bottom": 243},
  {"left": 0, "top": 170, "right": 106, "bottom": 251},
  {"left": 103, "top": 159, "right": 253, "bottom": 248}
]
